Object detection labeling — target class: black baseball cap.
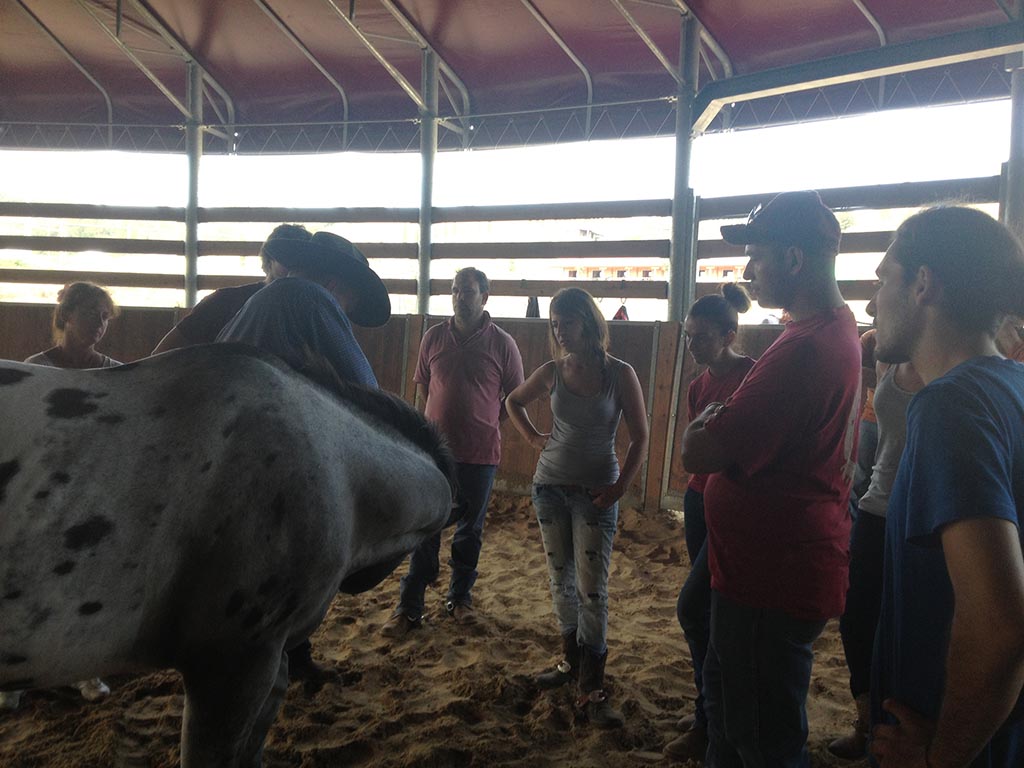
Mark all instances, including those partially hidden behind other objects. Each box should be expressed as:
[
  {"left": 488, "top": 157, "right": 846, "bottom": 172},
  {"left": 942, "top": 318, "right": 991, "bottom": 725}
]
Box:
[{"left": 721, "top": 190, "right": 841, "bottom": 254}]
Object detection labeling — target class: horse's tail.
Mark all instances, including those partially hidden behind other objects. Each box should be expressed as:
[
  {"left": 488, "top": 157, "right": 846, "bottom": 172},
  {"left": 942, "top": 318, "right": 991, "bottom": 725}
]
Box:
[{"left": 297, "top": 346, "right": 458, "bottom": 496}]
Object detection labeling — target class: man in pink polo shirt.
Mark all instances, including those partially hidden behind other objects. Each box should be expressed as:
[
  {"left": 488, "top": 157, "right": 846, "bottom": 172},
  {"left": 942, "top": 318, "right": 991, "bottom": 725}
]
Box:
[
  {"left": 382, "top": 267, "right": 524, "bottom": 636},
  {"left": 681, "top": 191, "right": 861, "bottom": 768}
]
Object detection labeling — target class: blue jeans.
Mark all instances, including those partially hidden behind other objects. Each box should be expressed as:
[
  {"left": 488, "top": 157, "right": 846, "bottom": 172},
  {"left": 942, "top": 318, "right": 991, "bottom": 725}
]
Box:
[
  {"left": 678, "top": 487, "right": 711, "bottom": 727},
  {"left": 703, "top": 591, "right": 826, "bottom": 768},
  {"left": 398, "top": 463, "right": 497, "bottom": 616},
  {"left": 532, "top": 484, "right": 618, "bottom": 655}
]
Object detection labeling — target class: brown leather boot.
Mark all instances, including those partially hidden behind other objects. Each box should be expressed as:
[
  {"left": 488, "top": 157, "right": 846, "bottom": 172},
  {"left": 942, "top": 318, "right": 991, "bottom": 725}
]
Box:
[
  {"left": 828, "top": 693, "right": 870, "bottom": 759},
  {"left": 577, "top": 647, "right": 624, "bottom": 729},
  {"left": 535, "top": 630, "right": 580, "bottom": 689}
]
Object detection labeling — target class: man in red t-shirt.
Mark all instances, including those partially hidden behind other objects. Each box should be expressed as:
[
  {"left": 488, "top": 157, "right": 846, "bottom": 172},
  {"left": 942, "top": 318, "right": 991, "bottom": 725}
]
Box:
[{"left": 681, "top": 191, "right": 861, "bottom": 768}]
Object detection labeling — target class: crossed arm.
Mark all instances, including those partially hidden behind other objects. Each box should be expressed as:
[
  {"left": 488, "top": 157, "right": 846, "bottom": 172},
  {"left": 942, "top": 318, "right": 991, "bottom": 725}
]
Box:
[
  {"left": 679, "top": 401, "right": 735, "bottom": 475},
  {"left": 871, "top": 516, "right": 1024, "bottom": 768}
]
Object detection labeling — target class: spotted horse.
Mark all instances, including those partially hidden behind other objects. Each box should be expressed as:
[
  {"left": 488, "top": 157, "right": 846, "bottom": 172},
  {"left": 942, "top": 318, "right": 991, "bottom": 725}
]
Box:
[{"left": 0, "top": 343, "right": 455, "bottom": 767}]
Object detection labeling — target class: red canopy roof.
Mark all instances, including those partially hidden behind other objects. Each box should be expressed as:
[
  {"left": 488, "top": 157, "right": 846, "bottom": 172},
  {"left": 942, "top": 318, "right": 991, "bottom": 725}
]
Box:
[{"left": 0, "top": 0, "right": 1017, "bottom": 153}]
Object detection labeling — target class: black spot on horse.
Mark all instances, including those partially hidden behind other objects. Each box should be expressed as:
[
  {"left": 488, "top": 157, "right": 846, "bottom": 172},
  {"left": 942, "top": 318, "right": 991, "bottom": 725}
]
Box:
[
  {"left": 34, "top": 489, "right": 50, "bottom": 500},
  {"left": 151, "top": 405, "right": 167, "bottom": 418},
  {"left": 122, "top": 561, "right": 139, "bottom": 571},
  {"left": 264, "top": 453, "right": 278, "bottom": 467},
  {"left": 46, "top": 388, "right": 99, "bottom": 418},
  {"left": 53, "top": 561, "right": 75, "bottom": 575},
  {"left": 1, "top": 654, "right": 27, "bottom": 665},
  {"left": 242, "top": 607, "right": 264, "bottom": 629},
  {"left": 51, "top": 471, "right": 70, "bottom": 484},
  {"left": 152, "top": 503, "right": 166, "bottom": 514},
  {"left": 97, "top": 413, "right": 125, "bottom": 424},
  {"left": 274, "top": 592, "right": 300, "bottom": 626},
  {"left": 0, "top": 459, "right": 19, "bottom": 503},
  {"left": 63, "top": 516, "right": 114, "bottom": 550},
  {"left": 257, "top": 576, "right": 279, "bottom": 596},
  {"left": 0, "top": 369, "right": 32, "bottom": 385},
  {"left": 271, "top": 492, "right": 287, "bottom": 526},
  {"left": 29, "top": 609, "right": 51, "bottom": 630},
  {"left": 3, "top": 590, "right": 22, "bottom": 600},
  {"left": 79, "top": 602, "right": 103, "bottom": 615},
  {"left": 225, "top": 591, "right": 245, "bottom": 617},
  {"left": 200, "top": 461, "right": 212, "bottom": 473}
]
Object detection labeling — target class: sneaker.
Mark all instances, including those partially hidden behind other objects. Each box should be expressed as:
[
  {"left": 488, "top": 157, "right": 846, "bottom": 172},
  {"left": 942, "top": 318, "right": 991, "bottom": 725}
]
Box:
[
  {"left": 380, "top": 609, "right": 421, "bottom": 639},
  {"left": 76, "top": 678, "right": 110, "bottom": 702},
  {"left": 0, "top": 691, "right": 22, "bottom": 710},
  {"left": 664, "top": 723, "right": 708, "bottom": 761},
  {"left": 445, "top": 601, "right": 477, "bottom": 625}
]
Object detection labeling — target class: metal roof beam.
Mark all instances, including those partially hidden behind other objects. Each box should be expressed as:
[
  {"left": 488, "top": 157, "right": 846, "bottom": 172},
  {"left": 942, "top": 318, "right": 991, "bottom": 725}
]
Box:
[
  {"left": 377, "top": 0, "right": 471, "bottom": 118},
  {"left": 609, "top": 0, "right": 683, "bottom": 85},
  {"left": 76, "top": 0, "right": 191, "bottom": 119},
  {"left": 693, "top": 20, "right": 1024, "bottom": 134},
  {"left": 14, "top": 0, "right": 114, "bottom": 146},
  {"left": 666, "top": 0, "right": 733, "bottom": 77},
  {"left": 126, "top": 0, "right": 236, "bottom": 127},
  {"left": 851, "top": 0, "right": 887, "bottom": 46},
  {"left": 250, "top": 0, "right": 350, "bottom": 128},
  {"left": 520, "top": 0, "right": 594, "bottom": 134},
  {"left": 322, "top": 0, "right": 426, "bottom": 112}
]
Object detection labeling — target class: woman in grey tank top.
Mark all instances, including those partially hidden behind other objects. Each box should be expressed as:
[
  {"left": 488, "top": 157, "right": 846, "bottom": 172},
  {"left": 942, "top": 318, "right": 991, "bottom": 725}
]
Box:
[
  {"left": 830, "top": 359, "right": 922, "bottom": 758},
  {"left": 507, "top": 288, "right": 649, "bottom": 730}
]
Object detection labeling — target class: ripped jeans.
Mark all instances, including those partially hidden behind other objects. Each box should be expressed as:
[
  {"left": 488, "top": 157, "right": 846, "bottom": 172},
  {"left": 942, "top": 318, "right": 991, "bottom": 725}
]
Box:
[{"left": 532, "top": 484, "right": 618, "bottom": 655}]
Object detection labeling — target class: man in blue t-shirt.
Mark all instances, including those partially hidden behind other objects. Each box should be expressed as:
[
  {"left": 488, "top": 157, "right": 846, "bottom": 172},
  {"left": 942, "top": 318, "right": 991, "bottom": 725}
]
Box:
[
  {"left": 870, "top": 206, "right": 1024, "bottom": 768},
  {"left": 218, "top": 230, "right": 389, "bottom": 389},
  {"left": 216, "top": 229, "right": 390, "bottom": 680}
]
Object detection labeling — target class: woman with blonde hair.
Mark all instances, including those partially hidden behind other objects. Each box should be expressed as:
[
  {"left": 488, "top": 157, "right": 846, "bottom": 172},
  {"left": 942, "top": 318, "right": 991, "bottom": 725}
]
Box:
[
  {"left": 507, "top": 287, "right": 648, "bottom": 729},
  {"left": 5, "top": 282, "right": 119, "bottom": 709},
  {"left": 25, "top": 282, "right": 121, "bottom": 368}
]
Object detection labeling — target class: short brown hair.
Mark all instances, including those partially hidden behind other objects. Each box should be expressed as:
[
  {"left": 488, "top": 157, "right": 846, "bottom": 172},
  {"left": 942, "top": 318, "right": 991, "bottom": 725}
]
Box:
[
  {"left": 891, "top": 206, "right": 1024, "bottom": 333},
  {"left": 52, "top": 282, "right": 119, "bottom": 343}
]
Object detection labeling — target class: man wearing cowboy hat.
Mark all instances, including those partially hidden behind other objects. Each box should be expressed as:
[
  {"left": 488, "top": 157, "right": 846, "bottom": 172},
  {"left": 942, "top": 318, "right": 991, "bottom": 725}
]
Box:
[
  {"left": 217, "top": 229, "right": 390, "bottom": 388},
  {"left": 152, "top": 223, "right": 312, "bottom": 354},
  {"left": 215, "top": 229, "right": 390, "bottom": 680}
]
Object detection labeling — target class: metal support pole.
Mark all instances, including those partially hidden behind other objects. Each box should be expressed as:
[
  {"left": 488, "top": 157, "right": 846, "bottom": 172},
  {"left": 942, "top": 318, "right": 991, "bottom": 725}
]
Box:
[
  {"left": 417, "top": 49, "right": 438, "bottom": 315},
  {"left": 668, "top": 14, "right": 700, "bottom": 321},
  {"left": 185, "top": 61, "right": 202, "bottom": 307},
  {"left": 1005, "top": 58, "right": 1024, "bottom": 235}
]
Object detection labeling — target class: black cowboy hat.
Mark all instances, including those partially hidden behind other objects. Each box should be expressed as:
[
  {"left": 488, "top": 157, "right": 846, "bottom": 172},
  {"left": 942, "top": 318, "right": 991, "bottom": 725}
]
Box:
[{"left": 263, "top": 231, "right": 391, "bottom": 327}]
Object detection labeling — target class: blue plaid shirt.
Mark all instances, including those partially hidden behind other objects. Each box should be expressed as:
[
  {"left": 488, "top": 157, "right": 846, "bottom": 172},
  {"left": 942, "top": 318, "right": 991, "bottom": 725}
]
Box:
[{"left": 217, "top": 276, "right": 378, "bottom": 389}]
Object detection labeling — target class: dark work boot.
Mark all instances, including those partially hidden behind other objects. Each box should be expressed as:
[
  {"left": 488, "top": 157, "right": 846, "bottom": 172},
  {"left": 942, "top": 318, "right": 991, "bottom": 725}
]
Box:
[
  {"left": 577, "top": 647, "right": 624, "bottom": 729},
  {"left": 535, "top": 630, "right": 581, "bottom": 689}
]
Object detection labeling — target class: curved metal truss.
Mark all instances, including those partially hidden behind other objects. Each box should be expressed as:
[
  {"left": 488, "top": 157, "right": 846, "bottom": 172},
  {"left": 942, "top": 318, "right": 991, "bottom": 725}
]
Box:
[{"left": 0, "top": 57, "right": 1012, "bottom": 155}]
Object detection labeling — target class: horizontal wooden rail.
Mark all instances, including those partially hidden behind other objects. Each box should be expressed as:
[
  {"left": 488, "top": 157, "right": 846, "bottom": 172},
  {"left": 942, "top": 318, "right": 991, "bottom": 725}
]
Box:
[
  {"left": 431, "top": 240, "right": 670, "bottom": 260},
  {"left": 697, "top": 230, "right": 895, "bottom": 259},
  {"left": 1, "top": 267, "right": 882, "bottom": 301},
  {"left": 1, "top": 177, "right": 996, "bottom": 228},
  {"left": 697, "top": 175, "right": 1000, "bottom": 219},
  {"left": 0, "top": 232, "right": 896, "bottom": 262}
]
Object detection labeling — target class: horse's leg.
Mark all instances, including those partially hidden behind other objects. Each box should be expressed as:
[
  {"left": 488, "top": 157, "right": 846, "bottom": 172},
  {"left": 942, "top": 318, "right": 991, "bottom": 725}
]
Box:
[
  {"left": 179, "top": 645, "right": 281, "bottom": 768},
  {"left": 238, "top": 649, "right": 289, "bottom": 768}
]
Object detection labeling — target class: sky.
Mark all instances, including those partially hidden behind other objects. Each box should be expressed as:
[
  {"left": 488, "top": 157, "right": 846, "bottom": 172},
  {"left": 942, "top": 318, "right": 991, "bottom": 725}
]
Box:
[{"left": 0, "top": 98, "right": 1015, "bottom": 318}]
